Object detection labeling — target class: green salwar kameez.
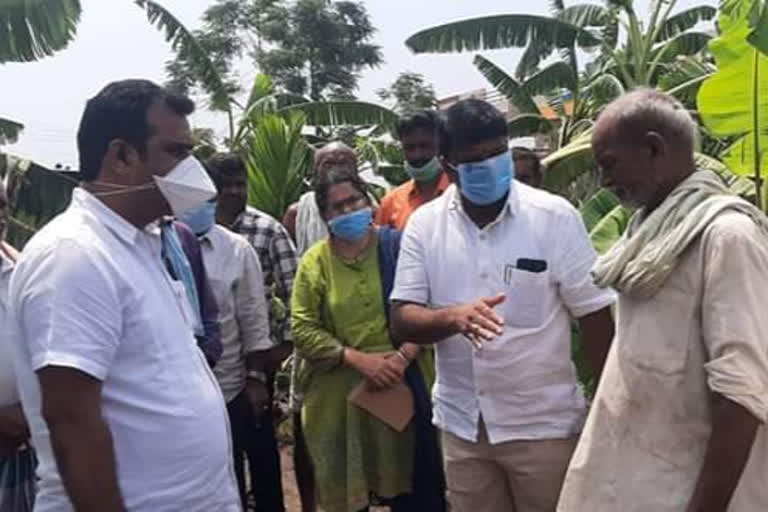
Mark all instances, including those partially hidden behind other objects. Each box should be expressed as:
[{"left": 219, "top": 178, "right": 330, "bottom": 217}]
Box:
[{"left": 292, "top": 238, "right": 414, "bottom": 512}]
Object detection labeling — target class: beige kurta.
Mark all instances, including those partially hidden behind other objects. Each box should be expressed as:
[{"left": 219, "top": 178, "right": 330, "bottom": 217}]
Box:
[{"left": 558, "top": 212, "right": 768, "bottom": 512}]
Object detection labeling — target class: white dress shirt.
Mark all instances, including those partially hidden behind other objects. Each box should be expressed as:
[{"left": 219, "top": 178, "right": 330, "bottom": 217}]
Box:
[
  {"left": 391, "top": 183, "right": 615, "bottom": 444},
  {"left": 200, "top": 225, "right": 272, "bottom": 403},
  {"left": 0, "top": 250, "right": 17, "bottom": 407},
  {"left": 8, "top": 189, "right": 240, "bottom": 511}
]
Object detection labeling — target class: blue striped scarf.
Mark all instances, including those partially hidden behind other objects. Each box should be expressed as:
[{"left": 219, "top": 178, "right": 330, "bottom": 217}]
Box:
[{"left": 161, "top": 222, "right": 204, "bottom": 337}]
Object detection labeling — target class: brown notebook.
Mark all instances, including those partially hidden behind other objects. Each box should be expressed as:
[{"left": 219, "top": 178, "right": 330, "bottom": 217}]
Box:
[{"left": 348, "top": 380, "right": 415, "bottom": 432}]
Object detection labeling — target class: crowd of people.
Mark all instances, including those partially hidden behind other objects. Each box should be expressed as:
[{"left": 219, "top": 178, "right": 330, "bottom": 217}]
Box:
[{"left": 0, "top": 78, "right": 767, "bottom": 512}]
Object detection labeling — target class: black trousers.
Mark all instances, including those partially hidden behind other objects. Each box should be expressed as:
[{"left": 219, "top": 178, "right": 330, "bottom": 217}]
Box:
[{"left": 227, "top": 391, "right": 285, "bottom": 512}]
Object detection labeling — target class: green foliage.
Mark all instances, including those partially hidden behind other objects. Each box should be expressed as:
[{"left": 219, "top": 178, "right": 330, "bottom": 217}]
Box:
[
  {"left": 136, "top": 0, "right": 236, "bottom": 137},
  {"left": 1, "top": 155, "right": 78, "bottom": 248},
  {"left": 0, "top": 0, "right": 81, "bottom": 63},
  {"left": 473, "top": 55, "right": 540, "bottom": 114},
  {"left": 542, "top": 129, "right": 594, "bottom": 192},
  {"left": 243, "top": 113, "right": 311, "bottom": 219},
  {"left": 406, "top": 15, "right": 600, "bottom": 55},
  {"left": 279, "top": 101, "right": 398, "bottom": 129},
  {"left": 570, "top": 324, "right": 596, "bottom": 398},
  {"left": 406, "top": 1, "right": 716, "bottom": 90},
  {"left": 655, "top": 6, "right": 717, "bottom": 42},
  {"left": 261, "top": 0, "right": 382, "bottom": 100},
  {"left": 0, "top": 117, "right": 23, "bottom": 145},
  {"left": 583, "top": 198, "right": 632, "bottom": 254},
  {"left": 355, "top": 136, "right": 408, "bottom": 186},
  {"left": 698, "top": 0, "right": 768, "bottom": 208},
  {"left": 721, "top": 0, "right": 768, "bottom": 54},
  {"left": 376, "top": 72, "right": 437, "bottom": 115},
  {"left": 166, "top": 0, "right": 383, "bottom": 103},
  {"left": 191, "top": 127, "right": 218, "bottom": 161},
  {"left": 658, "top": 55, "right": 715, "bottom": 105}
]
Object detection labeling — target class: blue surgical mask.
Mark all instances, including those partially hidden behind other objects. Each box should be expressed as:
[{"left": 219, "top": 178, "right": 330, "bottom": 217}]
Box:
[
  {"left": 178, "top": 201, "right": 217, "bottom": 235},
  {"left": 405, "top": 157, "right": 442, "bottom": 183},
  {"left": 457, "top": 151, "right": 515, "bottom": 205},
  {"left": 328, "top": 207, "right": 372, "bottom": 242}
]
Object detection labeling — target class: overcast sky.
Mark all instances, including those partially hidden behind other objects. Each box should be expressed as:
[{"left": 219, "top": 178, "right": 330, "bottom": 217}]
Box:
[{"left": 1, "top": 0, "right": 713, "bottom": 168}]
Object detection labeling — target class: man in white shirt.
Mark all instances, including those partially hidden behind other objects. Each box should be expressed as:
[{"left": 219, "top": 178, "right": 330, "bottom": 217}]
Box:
[
  {"left": 178, "top": 196, "right": 277, "bottom": 511},
  {"left": 0, "top": 182, "right": 34, "bottom": 510},
  {"left": 7, "top": 80, "right": 240, "bottom": 511},
  {"left": 557, "top": 90, "right": 768, "bottom": 512},
  {"left": 390, "top": 99, "right": 615, "bottom": 512}
]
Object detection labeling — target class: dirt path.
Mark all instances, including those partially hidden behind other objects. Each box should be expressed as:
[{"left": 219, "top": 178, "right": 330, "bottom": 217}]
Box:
[{"left": 279, "top": 445, "right": 301, "bottom": 512}]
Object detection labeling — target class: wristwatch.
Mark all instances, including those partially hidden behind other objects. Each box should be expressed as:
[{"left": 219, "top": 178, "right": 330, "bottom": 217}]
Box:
[{"left": 246, "top": 370, "right": 267, "bottom": 384}]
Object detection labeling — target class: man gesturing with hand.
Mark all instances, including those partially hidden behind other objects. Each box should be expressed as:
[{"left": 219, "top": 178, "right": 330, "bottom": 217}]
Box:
[{"left": 390, "top": 100, "right": 615, "bottom": 512}]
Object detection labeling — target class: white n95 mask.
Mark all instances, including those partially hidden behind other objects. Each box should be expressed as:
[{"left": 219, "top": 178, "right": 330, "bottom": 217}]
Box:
[
  {"left": 92, "top": 155, "right": 217, "bottom": 217},
  {"left": 153, "top": 156, "right": 217, "bottom": 216}
]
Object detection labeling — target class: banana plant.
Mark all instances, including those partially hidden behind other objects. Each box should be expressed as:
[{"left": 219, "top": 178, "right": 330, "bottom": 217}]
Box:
[
  {"left": 0, "top": 118, "right": 23, "bottom": 145},
  {"left": 406, "top": 0, "right": 716, "bottom": 89},
  {"left": 243, "top": 113, "right": 311, "bottom": 220},
  {"left": 579, "top": 188, "right": 631, "bottom": 253},
  {"left": 698, "top": 0, "right": 768, "bottom": 210},
  {"left": 0, "top": 0, "right": 82, "bottom": 149},
  {"left": 355, "top": 134, "right": 408, "bottom": 186},
  {"left": 135, "top": 0, "right": 238, "bottom": 140},
  {"left": 1, "top": 155, "right": 78, "bottom": 248},
  {"left": 0, "top": 0, "right": 81, "bottom": 63},
  {"left": 231, "top": 73, "right": 399, "bottom": 148},
  {"left": 473, "top": 54, "right": 625, "bottom": 148}
]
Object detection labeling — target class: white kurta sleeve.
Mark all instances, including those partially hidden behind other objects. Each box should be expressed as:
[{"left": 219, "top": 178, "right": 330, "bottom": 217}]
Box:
[{"left": 702, "top": 213, "right": 768, "bottom": 423}]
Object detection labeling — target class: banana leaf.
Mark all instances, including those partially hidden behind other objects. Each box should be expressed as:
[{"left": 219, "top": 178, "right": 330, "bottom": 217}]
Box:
[
  {"left": 698, "top": 3, "right": 768, "bottom": 207},
  {"left": 1, "top": 154, "right": 78, "bottom": 249},
  {"left": 243, "top": 113, "right": 311, "bottom": 220},
  {"left": 588, "top": 203, "right": 632, "bottom": 254},
  {"left": 0, "top": 0, "right": 81, "bottom": 63}
]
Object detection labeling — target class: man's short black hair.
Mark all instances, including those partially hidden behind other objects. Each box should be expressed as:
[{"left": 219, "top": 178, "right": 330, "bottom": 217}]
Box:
[
  {"left": 512, "top": 147, "right": 542, "bottom": 174},
  {"left": 205, "top": 152, "right": 247, "bottom": 187},
  {"left": 77, "top": 79, "right": 195, "bottom": 182},
  {"left": 395, "top": 110, "right": 440, "bottom": 141},
  {"left": 443, "top": 99, "right": 508, "bottom": 156}
]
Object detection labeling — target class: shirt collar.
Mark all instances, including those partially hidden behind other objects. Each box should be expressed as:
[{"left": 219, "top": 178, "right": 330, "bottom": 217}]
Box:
[
  {"left": 448, "top": 182, "right": 520, "bottom": 219},
  {"left": 72, "top": 188, "right": 142, "bottom": 245},
  {"left": 198, "top": 225, "right": 219, "bottom": 248}
]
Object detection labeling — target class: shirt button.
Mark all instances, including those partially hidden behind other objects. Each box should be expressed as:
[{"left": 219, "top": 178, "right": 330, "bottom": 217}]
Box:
[
  {"left": 479, "top": 234, "right": 486, "bottom": 241},
  {"left": 478, "top": 390, "right": 485, "bottom": 397},
  {"left": 480, "top": 272, "right": 488, "bottom": 279}
]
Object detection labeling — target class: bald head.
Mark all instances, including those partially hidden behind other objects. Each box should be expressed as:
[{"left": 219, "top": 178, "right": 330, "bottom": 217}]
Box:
[
  {"left": 314, "top": 142, "right": 357, "bottom": 180},
  {"left": 593, "top": 89, "right": 697, "bottom": 210},
  {"left": 595, "top": 88, "right": 697, "bottom": 151}
]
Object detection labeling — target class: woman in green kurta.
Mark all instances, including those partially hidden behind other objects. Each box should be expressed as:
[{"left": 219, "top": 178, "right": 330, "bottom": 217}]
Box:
[{"left": 292, "top": 169, "right": 424, "bottom": 512}]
